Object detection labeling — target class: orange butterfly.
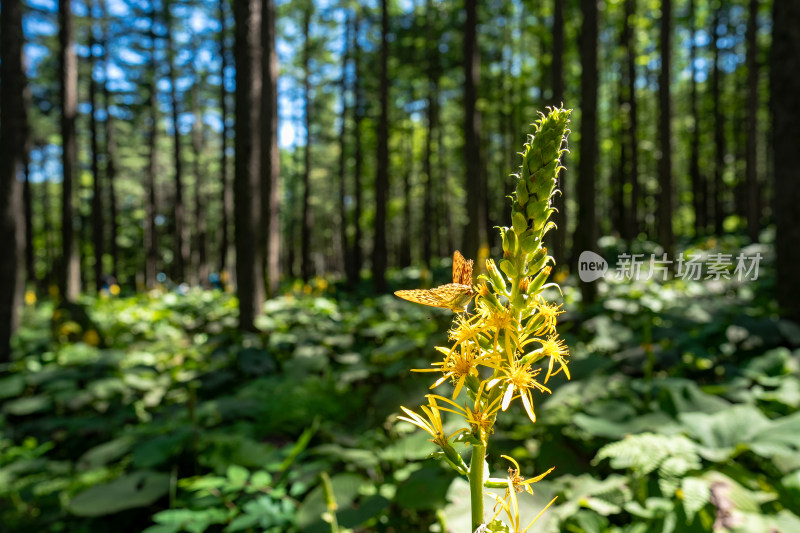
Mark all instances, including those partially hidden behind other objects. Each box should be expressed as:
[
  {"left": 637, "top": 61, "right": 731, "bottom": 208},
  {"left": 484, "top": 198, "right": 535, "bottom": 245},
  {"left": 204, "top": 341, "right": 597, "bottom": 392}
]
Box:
[{"left": 394, "top": 251, "right": 475, "bottom": 312}]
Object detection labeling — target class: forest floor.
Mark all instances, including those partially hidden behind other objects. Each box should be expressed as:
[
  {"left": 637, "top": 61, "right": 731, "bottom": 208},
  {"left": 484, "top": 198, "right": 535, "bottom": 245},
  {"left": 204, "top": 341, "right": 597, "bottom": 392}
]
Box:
[{"left": 2, "top": 235, "right": 800, "bottom": 533}]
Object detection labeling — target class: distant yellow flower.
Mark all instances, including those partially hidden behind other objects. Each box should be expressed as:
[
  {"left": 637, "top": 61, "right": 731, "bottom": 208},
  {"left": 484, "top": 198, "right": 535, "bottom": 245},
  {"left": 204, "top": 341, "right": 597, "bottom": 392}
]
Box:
[
  {"left": 83, "top": 329, "right": 100, "bottom": 347},
  {"left": 109, "top": 284, "right": 121, "bottom": 296},
  {"left": 25, "top": 290, "right": 37, "bottom": 305}
]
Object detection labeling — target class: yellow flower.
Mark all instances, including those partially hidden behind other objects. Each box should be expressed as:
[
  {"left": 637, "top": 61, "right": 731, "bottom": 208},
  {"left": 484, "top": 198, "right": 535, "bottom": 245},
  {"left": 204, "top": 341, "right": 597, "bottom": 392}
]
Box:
[
  {"left": 531, "top": 300, "right": 564, "bottom": 336},
  {"left": 416, "top": 343, "right": 483, "bottom": 399},
  {"left": 538, "top": 334, "right": 570, "bottom": 384},
  {"left": 489, "top": 358, "right": 550, "bottom": 423},
  {"left": 487, "top": 455, "right": 558, "bottom": 533},
  {"left": 397, "top": 397, "right": 466, "bottom": 449},
  {"left": 431, "top": 384, "right": 503, "bottom": 445}
]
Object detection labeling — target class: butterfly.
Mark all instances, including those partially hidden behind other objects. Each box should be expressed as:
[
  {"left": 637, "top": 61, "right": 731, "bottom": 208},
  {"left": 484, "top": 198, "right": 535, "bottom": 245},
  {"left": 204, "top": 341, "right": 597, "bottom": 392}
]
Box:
[{"left": 394, "top": 250, "right": 475, "bottom": 312}]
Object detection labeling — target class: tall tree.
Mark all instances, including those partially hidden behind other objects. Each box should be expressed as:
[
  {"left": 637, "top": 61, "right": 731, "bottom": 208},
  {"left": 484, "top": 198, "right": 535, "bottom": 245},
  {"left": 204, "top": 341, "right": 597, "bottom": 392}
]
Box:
[
  {"left": 351, "top": 10, "right": 364, "bottom": 285},
  {"left": 463, "top": 0, "right": 487, "bottom": 262},
  {"left": 688, "top": 0, "right": 704, "bottom": 236},
  {"left": 262, "top": 0, "right": 281, "bottom": 296},
  {"left": 422, "top": 0, "right": 440, "bottom": 269},
  {"left": 144, "top": 10, "right": 160, "bottom": 289},
  {"left": 657, "top": 0, "right": 674, "bottom": 254},
  {"left": 575, "top": 0, "right": 598, "bottom": 305},
  {"left": 710, "top": 5, "right": 725, "bottom": 235},
  {"left": 218, "top": 0, "right": 233, "bottom": 277},
  {"left": 59, "top": 0, "right": 81, "bottom": 301},
  {"left": 745, "top": 0, "right": 759, "bottom": 242},
  {"left": 620, "top": 0, "right": 640, "bottom": 241},
  {"left": 0, "top": 0, "right": 28, "bottom": 362},
  {"left": 232, "top": 0, "right": 265, "bottom": 330},
  {"left": 337, "top": 12, "right": 352, "bottom": 284},
  {"left": 372, "top": 0, "right": 389, "bottom": 293},
  {"left": 102, "top": 0, "right": 119, "bottom": 278},
  {"left": 164, "top": 0, "right": 188, "bottom": 282},
  {"left": 300, "top": 3, "right": 313, "bottom": 282},
  {"left": 771, "top": 0, "right": 800, "bottom": 322},
  {"left": 191, "top": 84, "right": 209, "bottom": 286},
  {"left": 89, "top": 5, "right": 104, "bottom": 292}
]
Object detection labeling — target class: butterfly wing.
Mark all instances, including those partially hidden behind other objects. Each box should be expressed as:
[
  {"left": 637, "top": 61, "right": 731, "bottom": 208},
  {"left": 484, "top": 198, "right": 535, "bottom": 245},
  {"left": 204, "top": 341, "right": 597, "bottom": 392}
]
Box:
[
  {"left": 452, "top": 250, "right": 474, "bottom": 285},
  {"left": 394, "top": 288, "right": 448, "bottom": 309},
  {"left": 453, "top": 250, "right": 474, "bottom": 285}
]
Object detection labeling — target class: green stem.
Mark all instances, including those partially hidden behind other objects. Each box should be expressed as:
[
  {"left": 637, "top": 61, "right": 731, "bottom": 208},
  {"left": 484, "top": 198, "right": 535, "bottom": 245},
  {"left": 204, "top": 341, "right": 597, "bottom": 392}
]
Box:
[{"left": 469, "top": 443, "right": 486, "bottom": 531}]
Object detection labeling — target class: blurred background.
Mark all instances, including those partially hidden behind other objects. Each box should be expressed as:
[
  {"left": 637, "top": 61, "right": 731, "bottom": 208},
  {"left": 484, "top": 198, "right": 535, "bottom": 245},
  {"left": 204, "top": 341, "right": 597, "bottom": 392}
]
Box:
[{"left": 1, "top": 0, "right": 799, "bottom": 531}]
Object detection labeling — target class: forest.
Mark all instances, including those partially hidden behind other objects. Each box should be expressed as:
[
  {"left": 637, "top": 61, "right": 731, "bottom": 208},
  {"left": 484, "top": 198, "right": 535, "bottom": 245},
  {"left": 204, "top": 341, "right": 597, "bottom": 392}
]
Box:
[{"left": 1, "top": 0, "right": 800, "bottom": 531}]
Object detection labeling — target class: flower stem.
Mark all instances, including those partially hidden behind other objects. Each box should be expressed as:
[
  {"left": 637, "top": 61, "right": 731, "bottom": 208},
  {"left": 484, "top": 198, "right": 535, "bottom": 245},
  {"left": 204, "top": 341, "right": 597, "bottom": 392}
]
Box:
[{"left": 469, "top": 443, "right": 486, "bottom": 531}]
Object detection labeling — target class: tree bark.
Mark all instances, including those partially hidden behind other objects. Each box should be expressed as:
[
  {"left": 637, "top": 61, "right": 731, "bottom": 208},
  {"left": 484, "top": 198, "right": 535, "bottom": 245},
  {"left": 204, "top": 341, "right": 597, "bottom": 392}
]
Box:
[
  {"left": 771, "top": 0, "right": 800, "bottom": 322},
  {"left": 218, "top": 0, "right": 232, "bottom": 277},
  {"left": 711, "top": 6, "right": 725, "bottom": 235},
  {"left": 59, "top": 0, "right": 81, "bottom": 301},
  {"left": 144, "top": 11, "right": 159, "bottom": 289},
  {"left": 164, "top": 1, "right": 188, "bottom": 282},
  {"left": 423, "top": 0, "right": 440, "bottom": 269},
  {"left": 102, "top": 0, "right": 119, "bottom": 279},
  {"left": 300, "top": 5, "right": 313, "bottom": 282},
  {"left": 688, "top": 0, "right": 704, "bottom": 236},
  {"left": 352, "top": 10, "right": 364, "bottom": 284},
  {"left": 0, "top": 0, "right": 28, "bottom": 362},
  {"left": 373, "top": 0, "right": 389, "bottom": 293},
  {"left": 745, "top": 0, "right": 759, "bottom": 242},
  {"left": 575, "top": 0, "right": 598, "bottom": 306},
  {"left": 233, "top": 0, "right": 265, "bottom": 330},
  {"left": 191, "top": 85, "right": 208, "bottom": 286},
  {"left": 656, "top": 0, "right": 674, "bottom": 255},
  {"left": 337, "top": 13, "right": 352, "bottom": 284},
  {"left": 463, "top": 0, "right": 487, "bottom": 262},
  {"left": 89, "top": 11, "right": 104, "bottom": 292},
  {"left": 262, "top": 0, "right": 281, "bottom": 296}
]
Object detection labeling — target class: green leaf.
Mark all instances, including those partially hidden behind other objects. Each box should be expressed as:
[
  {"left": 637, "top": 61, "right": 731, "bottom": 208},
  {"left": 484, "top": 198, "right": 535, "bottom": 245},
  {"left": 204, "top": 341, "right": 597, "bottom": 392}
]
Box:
[{"left": 68, "top": 470, "right": 169, "bottom": 516}]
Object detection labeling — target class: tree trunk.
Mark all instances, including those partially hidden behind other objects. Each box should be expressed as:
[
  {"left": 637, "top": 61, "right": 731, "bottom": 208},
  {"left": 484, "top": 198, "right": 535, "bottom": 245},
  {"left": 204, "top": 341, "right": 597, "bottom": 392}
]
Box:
[
  {"left": 711, "top": 6, "right": 725, "bottom": 235},
  {"left": 191, "top": 85, "right": 208, "bottom": 287},
  {"left": 575, "top": 0, "right": 598, "bottom": 306},
  {"left": 262, "top": 0, "right": 280, "bottom": 296},
  {"left": 164, "top": 1, "right": 188, "bottom": 283},
  {"left": 144, "top": 13, "right": 159, "bottom": 289},
  {"left": 688, "top": 0, "right": 704, "bottom": 236},
  {"left": 23, "top": 156, "right": 36, "bottom": 285},
  {"left": 101, "top": 0, "right": 119, "bottom": 280},
  {"left": 338, "top": 13, "right": 352, "bottom": 284},
  {"left": 300, "top": 6, "right": 313, "bottom": 282},
  {"left": 423, "top": 0, "right": 439, "bottom": 269},
  {"left": 0, "top": 0, "right": 28, "bottom": 362},
  {"left": 218, "top": 0, "right": 232, "bottom": 278},
  {"left": 233, "top": 0, "right": 265, "bottom": 330},
  {"left": 657, "top": 0, "right": 674, "bottom": 255},
  {"left": 771, "top": 1, "right": 800, "bottom": 322},
  {"left": 352, "top": 10, "right": 364, "bottom": 285},
  {"left": 463, "top": 0, "right": 487, "bottom": 262},
  {"left": 745, "top": 0, "right": 759, "bottom": 242},
  {"left": 89, "top": 13, "right": 104, "bottom": 292},
  {"left": 59, "top": 0, "right": 80, "bottom": 301},
  {"left": 373, "top": 0, "right": 389, "bottom": 293}
]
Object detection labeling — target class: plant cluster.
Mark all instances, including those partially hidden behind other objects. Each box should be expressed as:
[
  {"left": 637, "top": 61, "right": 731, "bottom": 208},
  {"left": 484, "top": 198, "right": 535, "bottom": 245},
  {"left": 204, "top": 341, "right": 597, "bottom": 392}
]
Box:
[{"left": 398, "top": 107, "right": 573, "bottom": 532}]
